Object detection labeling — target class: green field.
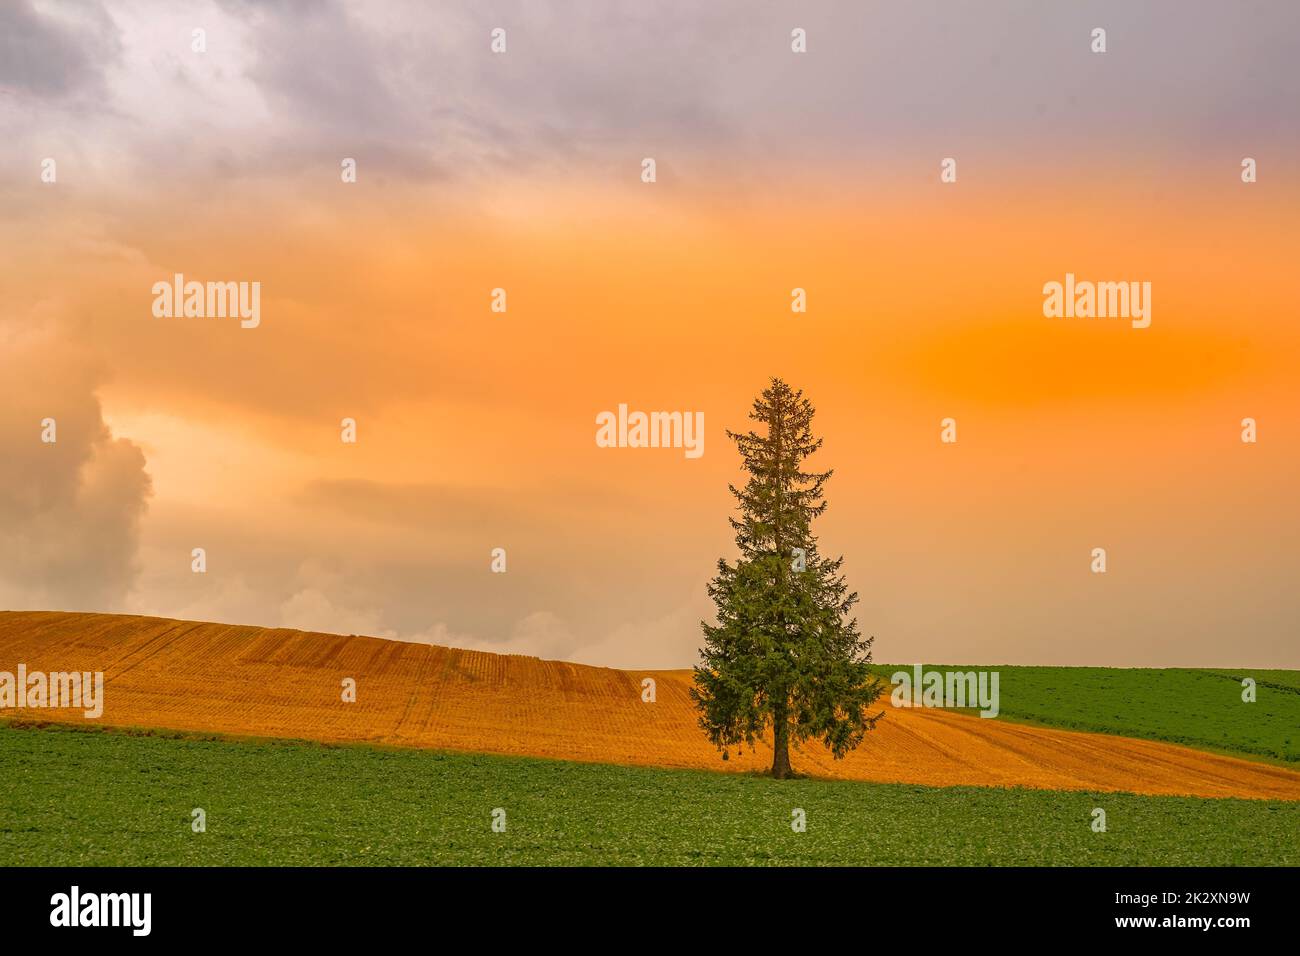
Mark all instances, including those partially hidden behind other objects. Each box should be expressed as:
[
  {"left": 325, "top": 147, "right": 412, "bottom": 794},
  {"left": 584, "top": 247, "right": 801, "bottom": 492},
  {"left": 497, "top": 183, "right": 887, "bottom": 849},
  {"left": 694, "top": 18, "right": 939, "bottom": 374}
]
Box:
[
  {"left": 1, "top": 723, "right": 1295, "bottom": 866},
  {"left": 871, "top": 665, "right": 1300, "bottom": 764}
]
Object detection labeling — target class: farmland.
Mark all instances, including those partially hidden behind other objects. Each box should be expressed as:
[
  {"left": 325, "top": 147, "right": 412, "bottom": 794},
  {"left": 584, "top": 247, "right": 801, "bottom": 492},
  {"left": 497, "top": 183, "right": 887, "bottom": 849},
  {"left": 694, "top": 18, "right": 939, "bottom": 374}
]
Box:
[
  {"left": 2, "top": 611, "right": 1299, "bottom": 800},
  {"left": 870, "top": 664, "right": 1300, "bottom": 764},
  {"left": 1, "top": 723, "right": 1295, "bottom": 867}
]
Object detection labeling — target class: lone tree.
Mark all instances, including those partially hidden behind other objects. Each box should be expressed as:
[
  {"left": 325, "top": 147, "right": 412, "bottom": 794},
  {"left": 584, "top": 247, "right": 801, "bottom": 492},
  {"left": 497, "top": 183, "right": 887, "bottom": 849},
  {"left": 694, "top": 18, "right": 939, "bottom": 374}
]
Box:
[{"left": 692, "top": 378, "right": 884, "bottom": 779}]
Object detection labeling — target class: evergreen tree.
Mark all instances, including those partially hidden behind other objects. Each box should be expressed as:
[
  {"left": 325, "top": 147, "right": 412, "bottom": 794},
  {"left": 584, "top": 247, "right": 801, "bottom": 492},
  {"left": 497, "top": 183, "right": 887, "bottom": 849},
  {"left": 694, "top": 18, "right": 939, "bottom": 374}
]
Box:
[{"left": 692, "top": 378, "right": 883, "bottom": 778}]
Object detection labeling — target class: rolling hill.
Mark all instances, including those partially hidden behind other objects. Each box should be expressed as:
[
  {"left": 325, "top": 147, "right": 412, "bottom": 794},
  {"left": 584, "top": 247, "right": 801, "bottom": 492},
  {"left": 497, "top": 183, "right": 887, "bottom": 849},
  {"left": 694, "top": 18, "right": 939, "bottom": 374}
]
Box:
[{"left": 2, "top": 610, "right": 1299, "bottom": 800}]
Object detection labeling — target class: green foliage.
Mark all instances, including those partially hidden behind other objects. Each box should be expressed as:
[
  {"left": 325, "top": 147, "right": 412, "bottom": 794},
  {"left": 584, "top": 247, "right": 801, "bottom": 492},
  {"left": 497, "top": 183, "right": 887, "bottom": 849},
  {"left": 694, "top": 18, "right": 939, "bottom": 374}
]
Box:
[
  {"left": 869, "top": 665, "right": 1300, "bottom": 763},
  {"left": 693, "top": 379, "right": 883, "bottom": 777},
  {"left": 1, "top": 724, "right": 1294, "bottom": 866}
]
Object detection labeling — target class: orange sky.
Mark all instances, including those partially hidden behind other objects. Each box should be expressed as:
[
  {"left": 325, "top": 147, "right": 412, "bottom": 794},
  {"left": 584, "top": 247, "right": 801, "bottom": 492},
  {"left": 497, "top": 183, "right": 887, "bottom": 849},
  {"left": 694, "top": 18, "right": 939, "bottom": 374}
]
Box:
[
  {"left": 2, "top": 2, "right": 1298, "bottom": 667},
  {"left": 2, "top": 169, "right": 1296, "bottom": 668}
]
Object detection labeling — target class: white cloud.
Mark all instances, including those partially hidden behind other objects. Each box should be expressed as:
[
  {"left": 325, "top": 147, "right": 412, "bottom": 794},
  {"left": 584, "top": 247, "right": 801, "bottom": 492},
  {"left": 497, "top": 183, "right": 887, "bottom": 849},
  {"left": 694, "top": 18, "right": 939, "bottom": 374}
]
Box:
[
  {"left": 0, "top": 335, "right": 152, "bottom": 611},
  {"left": 279, "top": 587, "right": 393, "bottom": 637}
]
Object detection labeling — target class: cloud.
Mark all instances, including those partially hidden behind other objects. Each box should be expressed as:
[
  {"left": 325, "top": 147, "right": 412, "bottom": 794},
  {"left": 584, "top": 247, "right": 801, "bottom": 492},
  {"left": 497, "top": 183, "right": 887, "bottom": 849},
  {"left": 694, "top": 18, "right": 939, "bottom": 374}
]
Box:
[
  {"left": 215, "top": 0, "right": 743, "bottom": 181},
  {"left": 279, "top": 587, "right": 392, "bottom": 638},
  {"left": 391, "top": 603, "right": 708, "bottom": 669},
  {"left": 0, "top": 337, "right": 152, "bottom": 611},
  {"left": 273, "top": 591, "right": 584, "bottom": 663},
  {"left": 393, "top": 610, "right": 577, "bottom": 660},
  {"left": 8, "top": 0, "right": 1294, "bottom": 192},
  {"left": 146, "top": 572, "right": 265, "bottom": 628},
  {"left": 0, "top": 1, "right": 117, "bottom": 100},
  {"left": 573, "top": 599, "right": 708, "bottom": 669}
]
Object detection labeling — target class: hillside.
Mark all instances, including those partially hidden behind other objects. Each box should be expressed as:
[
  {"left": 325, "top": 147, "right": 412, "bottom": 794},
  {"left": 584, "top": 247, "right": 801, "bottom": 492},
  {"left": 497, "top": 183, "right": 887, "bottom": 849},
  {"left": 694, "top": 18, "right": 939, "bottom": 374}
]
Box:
[
  {"left": 3, "top": 610, "right": 1299, "bottom": 800},
  {"left": 867, "top": 664, "right": 1299, "bottom": 763}
]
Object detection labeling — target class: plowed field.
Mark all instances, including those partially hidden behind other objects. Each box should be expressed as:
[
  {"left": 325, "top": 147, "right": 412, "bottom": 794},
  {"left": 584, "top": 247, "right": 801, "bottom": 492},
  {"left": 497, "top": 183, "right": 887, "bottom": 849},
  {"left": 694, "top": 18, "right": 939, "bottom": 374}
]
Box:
[{"left": 3, "top": 611, "right": 1298, "bottom": 800}]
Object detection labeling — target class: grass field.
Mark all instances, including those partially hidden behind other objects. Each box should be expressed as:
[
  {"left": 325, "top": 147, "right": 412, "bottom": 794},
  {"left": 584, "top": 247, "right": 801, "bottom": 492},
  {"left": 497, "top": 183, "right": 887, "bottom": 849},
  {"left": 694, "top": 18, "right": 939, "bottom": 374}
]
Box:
[
  {"left": 2, "top": 723, "right": 1295, "bottom": 866},
  {"left": 872, "top": 665, "right": 1300, "bottom": 764}
]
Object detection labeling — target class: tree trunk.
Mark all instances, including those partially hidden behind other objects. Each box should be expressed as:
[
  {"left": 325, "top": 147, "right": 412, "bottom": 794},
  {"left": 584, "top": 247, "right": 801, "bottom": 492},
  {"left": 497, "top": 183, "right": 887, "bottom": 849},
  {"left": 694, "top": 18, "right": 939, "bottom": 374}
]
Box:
[
  {"left": 771, "top": 710, "right": 793, "bottom": 779},
  {"left": 770, "top": 400, "right": 793, "bottom": 781}
]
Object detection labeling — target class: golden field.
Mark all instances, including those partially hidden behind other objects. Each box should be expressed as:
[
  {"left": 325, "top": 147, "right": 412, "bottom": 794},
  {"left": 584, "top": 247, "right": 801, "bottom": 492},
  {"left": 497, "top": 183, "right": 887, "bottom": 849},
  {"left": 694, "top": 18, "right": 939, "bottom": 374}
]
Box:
[{"left": 2, "top": 610, "right": 1298, "bottom": 801}]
